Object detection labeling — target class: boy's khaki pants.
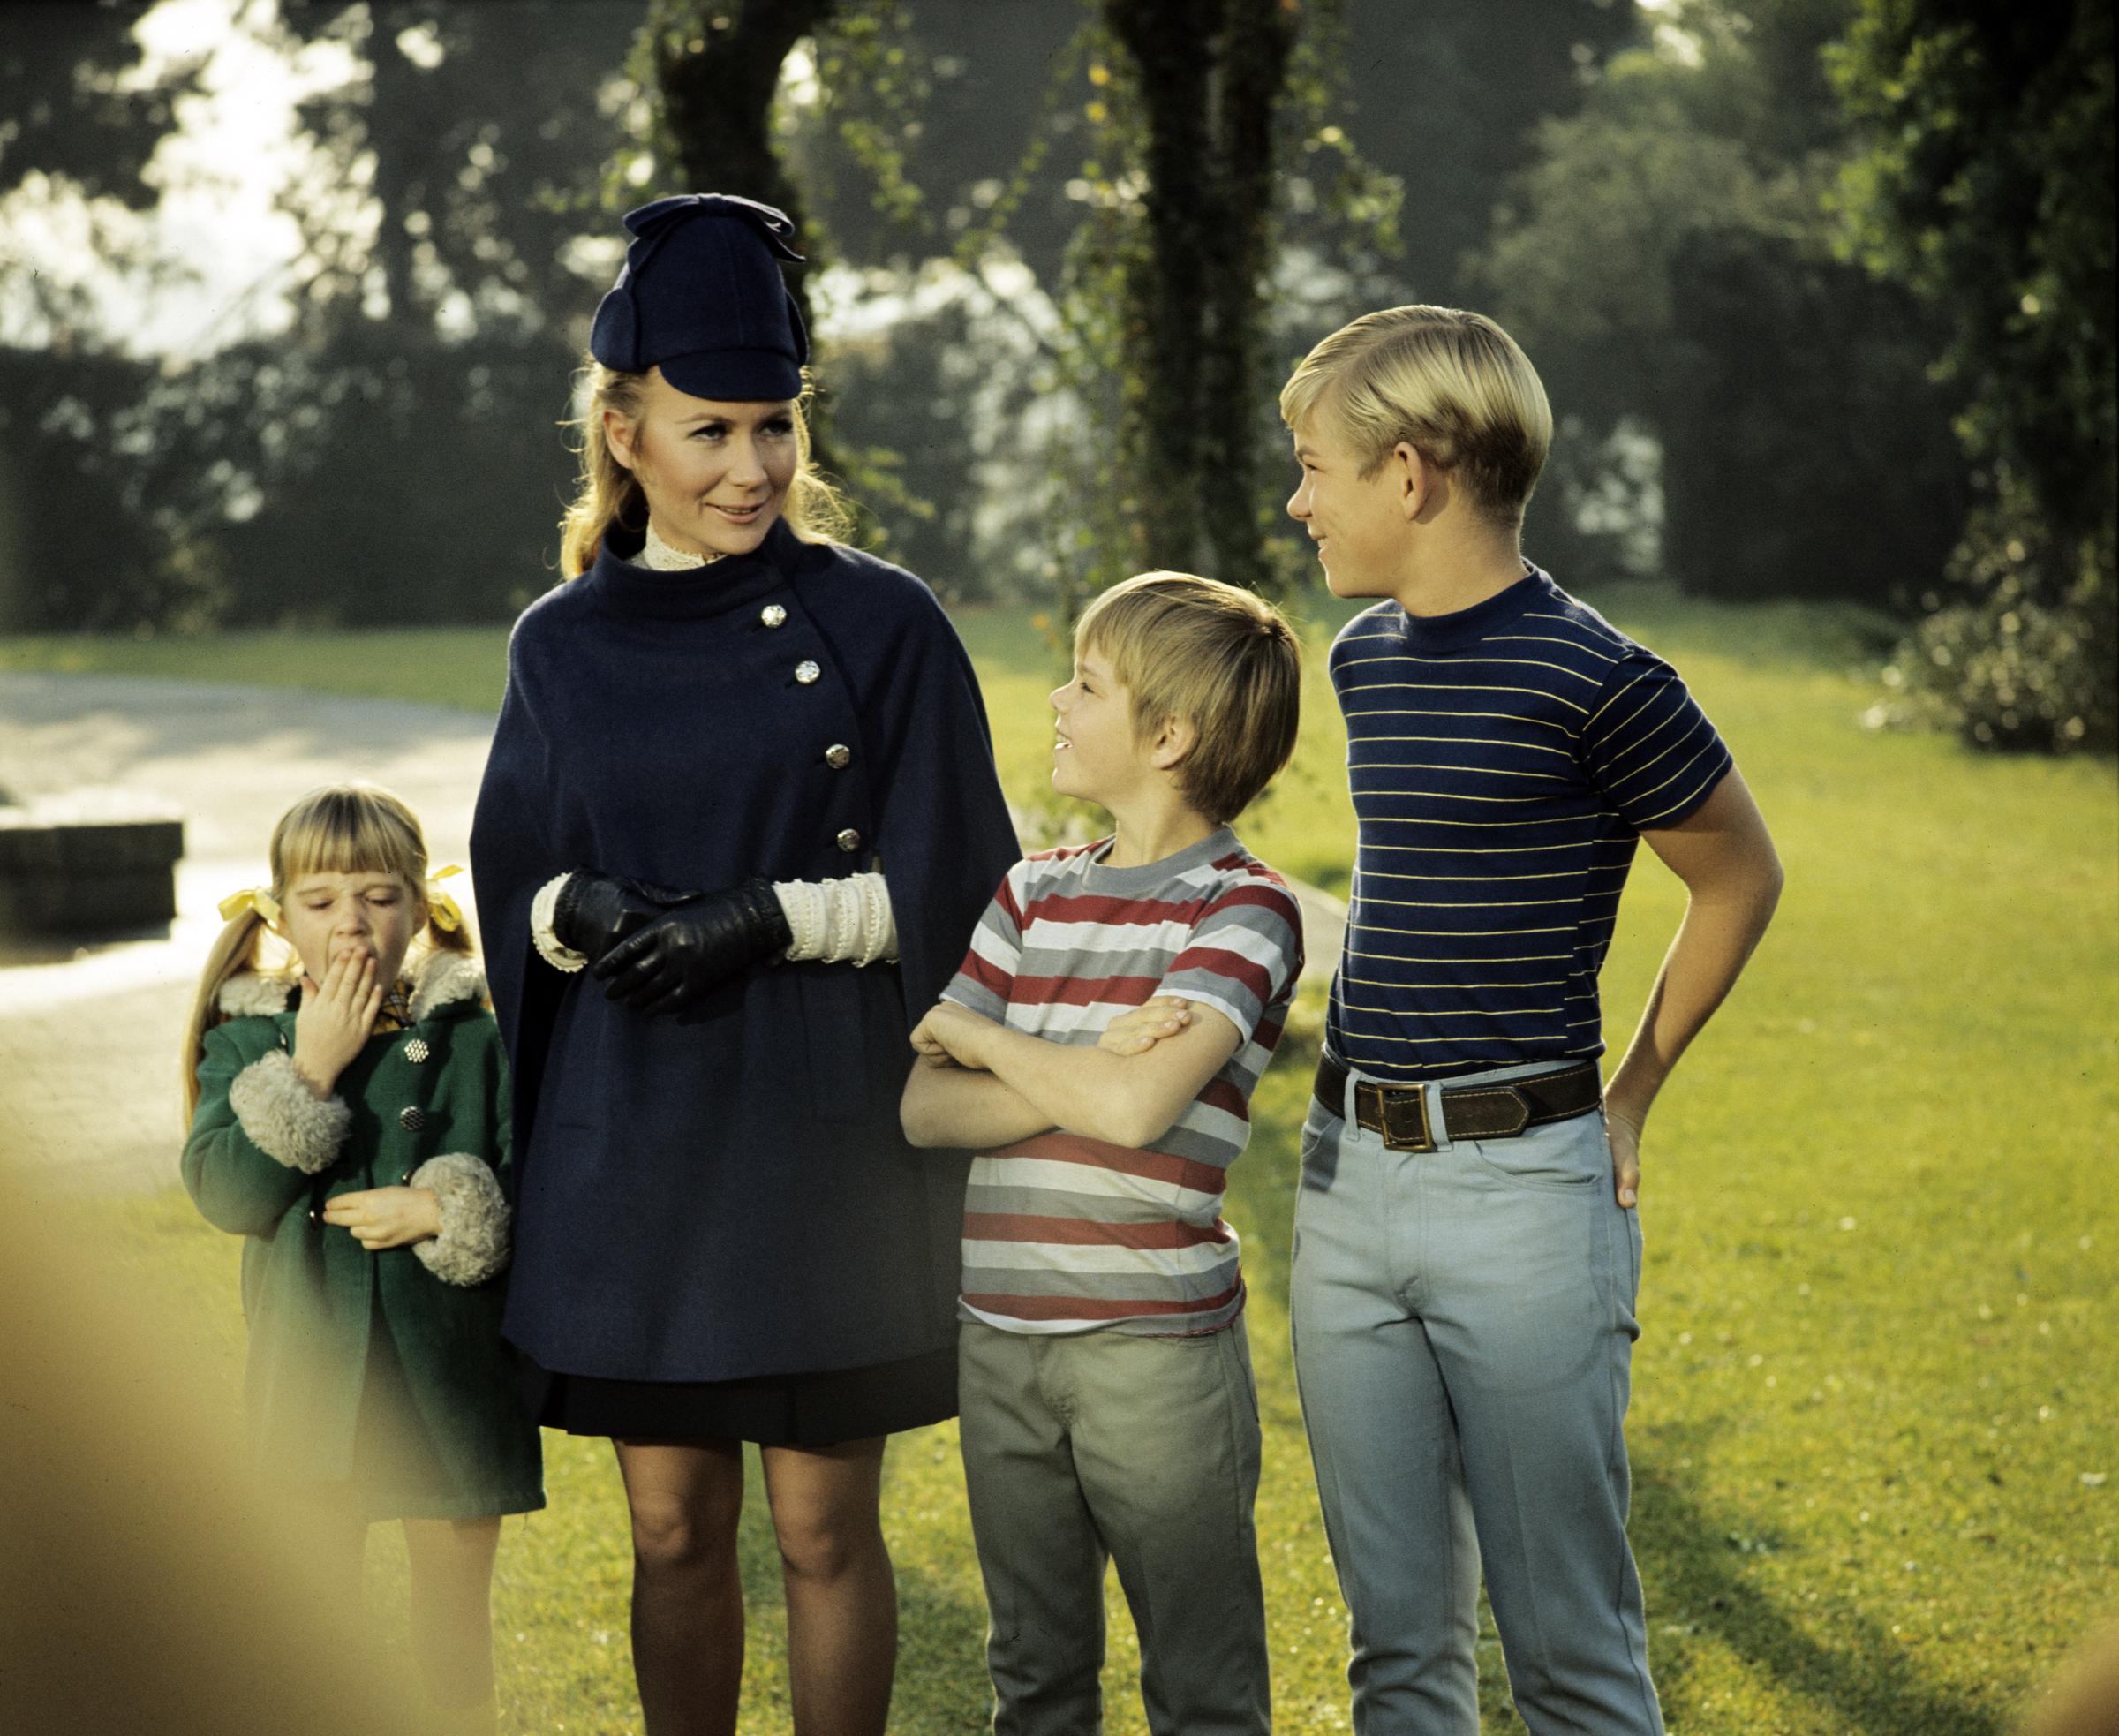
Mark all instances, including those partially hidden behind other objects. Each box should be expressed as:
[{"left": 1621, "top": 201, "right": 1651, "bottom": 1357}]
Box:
[{"left": 958, "top": 1316, "right": 1271, "bottom": 1736}]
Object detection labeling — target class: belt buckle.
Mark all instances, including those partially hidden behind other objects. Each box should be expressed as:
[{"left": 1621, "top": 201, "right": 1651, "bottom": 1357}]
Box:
[{"left": 1377, "top": 1084, "right": 1436, "bottom": 1153}]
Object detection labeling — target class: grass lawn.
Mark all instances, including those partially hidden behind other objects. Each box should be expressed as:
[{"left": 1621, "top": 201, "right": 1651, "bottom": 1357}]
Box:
[{"left": 12, "top": 583, "right": 2117, "bottom": 1734}]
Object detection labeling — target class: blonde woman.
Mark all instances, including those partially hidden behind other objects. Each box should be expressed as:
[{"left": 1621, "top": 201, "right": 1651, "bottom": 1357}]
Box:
[{"left": 471, "top": 195, "right": 1017, "bottom": 1736}]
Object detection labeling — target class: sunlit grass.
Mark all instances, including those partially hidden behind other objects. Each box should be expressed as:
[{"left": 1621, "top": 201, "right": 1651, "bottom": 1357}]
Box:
[
  {"left": 0, "top": 625, "right": 514, "bottom": 713},
  {"left": 12, "top": 585, "right": 2116, "bottom": 1732}
]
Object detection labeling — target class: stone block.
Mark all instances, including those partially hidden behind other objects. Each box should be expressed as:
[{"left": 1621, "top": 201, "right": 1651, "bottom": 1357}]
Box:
[{"left": 0, "top": 792, "right": 185, "bottom": 933}]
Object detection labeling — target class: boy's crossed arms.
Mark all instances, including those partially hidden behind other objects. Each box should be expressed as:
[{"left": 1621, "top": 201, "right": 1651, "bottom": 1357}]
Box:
[{"left": 902, "top": 993, "right": 1233, "bottom": 1154}]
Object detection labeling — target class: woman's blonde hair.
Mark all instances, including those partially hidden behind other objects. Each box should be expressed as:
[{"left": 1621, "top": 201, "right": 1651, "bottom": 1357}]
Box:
[
  {"left": 179, "top": 782, "right": 473, "bottom": 1121},
  {"left": 1279, "top": 305, "right": 1553, "bottom": 529},
  {"left": 1075, "top": 570, "right": 1302, "bottom": 826},
  {"left": 557, "top": 360, "right": 855, "bottom": 577}
]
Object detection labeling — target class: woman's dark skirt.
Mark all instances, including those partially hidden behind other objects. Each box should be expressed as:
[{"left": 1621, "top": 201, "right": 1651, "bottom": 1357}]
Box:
[{"left": 520, "top": 1345, "right": 958, "bottom": 1449}]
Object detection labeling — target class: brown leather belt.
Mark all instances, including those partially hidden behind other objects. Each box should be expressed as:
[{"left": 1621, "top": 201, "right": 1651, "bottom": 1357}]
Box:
[{"left": 1313, "top": 1053, "right": 1602, "bottom": 1153}]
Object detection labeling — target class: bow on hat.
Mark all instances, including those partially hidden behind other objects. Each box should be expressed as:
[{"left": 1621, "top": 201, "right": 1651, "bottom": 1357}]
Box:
[{"left": 622, "top": 193, "right": 804, "bottom": 263}]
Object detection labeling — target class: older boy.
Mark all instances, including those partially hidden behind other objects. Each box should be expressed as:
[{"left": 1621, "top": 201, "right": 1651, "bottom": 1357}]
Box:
[
  {"left": 1277, "top": 307, "right": 1783, "bottom": 1734},
  {"left": 901, "top": 570, "right": 1305, "bottom": 1736}
]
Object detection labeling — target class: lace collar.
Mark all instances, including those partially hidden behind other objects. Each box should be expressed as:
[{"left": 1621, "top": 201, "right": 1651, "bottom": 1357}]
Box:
[{"left": 636, "top": 520, "right": 726, "bottom": 571}]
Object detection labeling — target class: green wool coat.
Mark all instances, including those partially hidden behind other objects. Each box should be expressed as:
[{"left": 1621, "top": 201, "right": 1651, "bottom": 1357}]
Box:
[{"left": 182, "top": 955, "right": 544, "bottom": 1521}]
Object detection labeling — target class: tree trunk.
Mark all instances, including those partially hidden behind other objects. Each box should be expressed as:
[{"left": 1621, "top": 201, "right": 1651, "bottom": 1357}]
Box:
[
  {"left": 651, "top": 0, "right": 840, "bottom": 341},
  {"left": 1105, "top": 0, "right": 1297, "bottom": 593}
]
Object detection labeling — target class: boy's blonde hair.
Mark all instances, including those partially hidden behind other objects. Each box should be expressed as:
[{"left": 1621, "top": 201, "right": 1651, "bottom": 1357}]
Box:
[
  {"left": 1279, "top": 305, "right": 1552, "bottom": 529},
  {"left": 558, "top": 360, "right": 854, "bottom": 577},
  {"left": 1075, "top": 571, "right": 1301, "bottom": 826},
  {"left": 179, "top": 782, "right": 472, "bottom": 1120}
]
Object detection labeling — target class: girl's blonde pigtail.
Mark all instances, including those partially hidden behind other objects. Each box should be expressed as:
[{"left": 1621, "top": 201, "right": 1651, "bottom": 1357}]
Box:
[
  {"left": 423, "top": 908, "right": 476, "bottom": 961},
  {"left": 178, "top": 910, "right": 270, "bottom": 1125}
]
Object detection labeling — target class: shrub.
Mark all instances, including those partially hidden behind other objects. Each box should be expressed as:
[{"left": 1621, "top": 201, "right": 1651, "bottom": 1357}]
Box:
[{"left": 1886, "top": 481, "right": 2116, "bottom": 752}]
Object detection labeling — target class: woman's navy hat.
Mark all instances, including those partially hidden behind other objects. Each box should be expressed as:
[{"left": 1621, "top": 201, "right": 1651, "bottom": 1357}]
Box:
[{"left": 590, "top": 193, "right": 809, "bottom": 400}]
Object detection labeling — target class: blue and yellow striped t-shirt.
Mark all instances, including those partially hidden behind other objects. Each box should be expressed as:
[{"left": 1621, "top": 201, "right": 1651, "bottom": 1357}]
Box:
[{"left": 1325, "top": 566, "right": 1732, "bottom": 1083}]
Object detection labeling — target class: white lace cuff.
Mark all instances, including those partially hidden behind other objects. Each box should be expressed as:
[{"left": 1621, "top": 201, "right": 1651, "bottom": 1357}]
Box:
[
  {"left": 774, "top": 872, "right": 897, "bottom": 967},
  {"left": 531, "top": 872, "right": 586, "bottom": 973}
]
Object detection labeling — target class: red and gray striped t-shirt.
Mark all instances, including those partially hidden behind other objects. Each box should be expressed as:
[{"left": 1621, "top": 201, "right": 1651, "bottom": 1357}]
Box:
[{"left": 941, "top": 827, "right": 1303, "bottom": 1337}]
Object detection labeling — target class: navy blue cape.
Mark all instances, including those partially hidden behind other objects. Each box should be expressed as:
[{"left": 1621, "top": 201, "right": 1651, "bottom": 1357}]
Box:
[{"left": 471, "top": 520, "right": 1019, "bottom": 1382}]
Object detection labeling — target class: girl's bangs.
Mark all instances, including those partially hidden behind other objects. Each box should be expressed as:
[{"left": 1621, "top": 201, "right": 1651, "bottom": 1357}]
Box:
[{"left": 271, "top": 789, "right": 426, "bottom": 890}]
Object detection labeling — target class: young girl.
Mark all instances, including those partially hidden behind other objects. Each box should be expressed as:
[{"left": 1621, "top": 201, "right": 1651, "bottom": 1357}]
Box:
[{"left": 181, "top": 782, "right": 542, "bottom": 1733}]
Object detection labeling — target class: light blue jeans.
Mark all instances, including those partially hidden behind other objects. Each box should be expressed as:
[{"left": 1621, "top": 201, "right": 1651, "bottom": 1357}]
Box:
[{"left": 1290, "top": 1057, "right": 1662, "bottom": 1736}]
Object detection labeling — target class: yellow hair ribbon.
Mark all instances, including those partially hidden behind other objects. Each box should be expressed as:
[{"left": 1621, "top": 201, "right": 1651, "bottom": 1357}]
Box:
[
  {"left": 425, "top": 864, "right": 465, "bottom": 932},
  {"left": 216, "top": 886, "right": 282, "bottom": 925}
]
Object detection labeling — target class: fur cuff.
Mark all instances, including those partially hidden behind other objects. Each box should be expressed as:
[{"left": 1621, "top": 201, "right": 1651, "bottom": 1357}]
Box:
[
  {"left": 226, "top": 1051, "right": 351, "bottom": 1174},
  {"left": 410, "top": 1153, "right": 510, "bottom": 1287}
]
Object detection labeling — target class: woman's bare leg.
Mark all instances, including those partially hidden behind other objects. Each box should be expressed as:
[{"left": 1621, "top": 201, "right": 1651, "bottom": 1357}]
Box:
[
  {"left": 759, "top": 1438, "right": 895, "bottom": 1736},
  {"left": 402, "top": 1515, "right": 503, "bottom": 1724},
  {"left": 613, "top": 1438, "right": 747, "bottom": 1736}
]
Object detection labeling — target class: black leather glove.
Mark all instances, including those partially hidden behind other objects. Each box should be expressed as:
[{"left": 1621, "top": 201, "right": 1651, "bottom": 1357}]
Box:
[
  {"left": 554, "top": 872, "right": 701, "bottom": 967},
  {"left": 592, "top": 878, "right": 794, "bottom": 1017}
]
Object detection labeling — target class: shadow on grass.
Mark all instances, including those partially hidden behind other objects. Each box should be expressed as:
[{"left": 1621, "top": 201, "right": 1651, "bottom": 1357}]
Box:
[
  {"left": 1227, "top": 1077, "right": 2006, "bottom": 1736},
  {"left": 1631, "top": 1425, "right": 2002, "bottom": 1736}
]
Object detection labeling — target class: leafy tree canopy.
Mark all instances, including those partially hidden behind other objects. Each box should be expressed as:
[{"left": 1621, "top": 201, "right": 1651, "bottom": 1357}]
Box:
[
  {"left": 1828, "top": 1, "right": 2115, "bottom": 545},
  {"left": 1476, "top": 0, "right": 1966, "bottom": 604},
  {"left": 1829, "top": 0, "right": 2115, "bottom": 750}
]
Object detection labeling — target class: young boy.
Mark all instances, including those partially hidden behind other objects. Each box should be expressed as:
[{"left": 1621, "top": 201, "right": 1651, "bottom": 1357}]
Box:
[
  {"left": 1275, "top": 306, "right": 1783, "bottom": 1734},
  {"left": 901, "top": 570, "right": 1305, "bottom": 1736}
]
